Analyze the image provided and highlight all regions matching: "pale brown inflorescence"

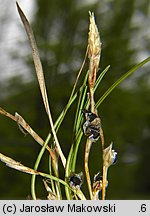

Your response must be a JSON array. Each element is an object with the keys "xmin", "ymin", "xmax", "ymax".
[{"xmin": 88, "ymin": 11, "xmax": 101, "ymax": 90}]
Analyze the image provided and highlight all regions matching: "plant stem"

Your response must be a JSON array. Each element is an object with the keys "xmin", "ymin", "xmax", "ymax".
[
  {"xmin": 89, "ymin": 87, "xmax": 95, "ymax": 113},
  {"xmin": 84, "ymin": 139, "xmax": 93, "ymax": 199},
  {"xmin": 102, "ymin": 165, "xmax": 108, "ymax": 200}
]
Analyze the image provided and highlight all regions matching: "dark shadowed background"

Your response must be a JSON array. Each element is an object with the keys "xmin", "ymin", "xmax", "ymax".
[{"xmin": 0, "ymin": 0, "xmax": 150, "ymax": 199}]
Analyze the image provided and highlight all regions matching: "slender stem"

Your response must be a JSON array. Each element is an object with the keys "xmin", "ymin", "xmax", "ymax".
[
  {"xmin": 71, "ymin": 46, "xmax": 88, "ymax": 100},
  {"xmin": 52, "ymin": 155, "xmax": 62, "ymax": 200},
  {"xmin": 102, "ymin": 165, "xmax": 108, "ymax": 200},
  {"xmin": 48, "ymin": 156, "xmax": 56, "ymax": 195},
  {"xmin": 100, "ymin": 127, "xmax": 106, "ymax": 200},
  {"xmin": 84, "ymin": 139, "xmax": 93, "ymax": 199},
  {"xmin": 89, "ymin": 87, "xmax": 95, "ymax": 113},
  {"xmin": 31, "ymin": 133, "xmax": 51, "ymax": 200},
  {"xmin": 31, "ymin": 174, "xmax": 36, "ymax": 200}
]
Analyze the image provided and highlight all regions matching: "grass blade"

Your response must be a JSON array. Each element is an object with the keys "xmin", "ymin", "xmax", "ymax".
[
  {"xmin": 16, "ymin": 2, "xmax": 66, "ymax": 167},
  {"xmin": 96, "ymin": 57, "xmax": 150, "ymax": 108}
]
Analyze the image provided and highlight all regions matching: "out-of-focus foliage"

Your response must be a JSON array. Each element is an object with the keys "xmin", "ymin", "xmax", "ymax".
[{"xmin": 0, "ymin": 0, "xmax": 150, "ymax": 199}]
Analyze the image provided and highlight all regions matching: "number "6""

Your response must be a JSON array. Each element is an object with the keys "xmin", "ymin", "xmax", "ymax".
[{"xmin": 141, "ymin": 204, "xmax": 146, "ymax": 212}]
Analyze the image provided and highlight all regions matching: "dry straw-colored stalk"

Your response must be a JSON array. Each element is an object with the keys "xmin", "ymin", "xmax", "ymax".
[{"xmin": 84, "ymin": 139, "xmax": 93, "ymax": 199}]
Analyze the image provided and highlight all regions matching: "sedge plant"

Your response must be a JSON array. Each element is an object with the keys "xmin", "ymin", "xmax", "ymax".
[{"xmin": 0, "ymin": 2, "xmax": 150, "ymax": 200}]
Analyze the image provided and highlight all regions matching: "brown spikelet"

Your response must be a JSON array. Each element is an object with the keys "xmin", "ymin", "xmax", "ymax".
[
  {"xmin": 88, "ymin": 11, "xmax": 101, "ymax": 90},
  {"xmin": 88, "ymin": 12, "xmax": 101, "ymax": 112}
]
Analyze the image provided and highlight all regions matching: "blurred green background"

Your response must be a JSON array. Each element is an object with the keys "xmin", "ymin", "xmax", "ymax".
[{"xmin": 0, "ymin": 0, "xmax": 150, "ymax": 199}]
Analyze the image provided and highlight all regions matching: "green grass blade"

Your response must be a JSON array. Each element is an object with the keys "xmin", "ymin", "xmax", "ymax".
[
  {"xmin": 75, "ymin": 86, "xmax": 88, "ymax": 133},
  {"xmin": 96, "ymin": 57, "xmax": 150, "ymax": 108},
  {"xmin": 64, "ymin": 144, "xmax": 74, "ymax": 200},
  {"xmin": 73, "ymin": 79, "xmax": 88, "ymax": 135},
  {"xmin": 31, "ymin": 133, "xmax": 51, "ymax": 200},
  {"xmin": 64, "ymin": 72, "xmax": 88, "ymax": 199},
  {"xmin": 94, "ymin": 65, "xmax": 110, "ymax": 91},
  {"xmin": 71, "ymin": 129, "xmax": 83, "ymax": 171}
]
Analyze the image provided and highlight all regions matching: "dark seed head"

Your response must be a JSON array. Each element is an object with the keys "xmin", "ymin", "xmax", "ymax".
[
  {"xmin": 68, "ymin": 172, "xmax": 83, "ymax": 190},
  {"xmin": 93, "ymin": 172, "xmax": 102, "ymax": 182}
]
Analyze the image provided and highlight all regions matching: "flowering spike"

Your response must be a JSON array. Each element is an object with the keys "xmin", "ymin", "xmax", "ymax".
[{"xmin": 88, "ymin": 11, "xmax": 101, "ymax": 89}]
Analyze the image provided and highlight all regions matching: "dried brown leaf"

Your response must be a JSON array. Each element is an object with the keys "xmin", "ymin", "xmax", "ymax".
[
  {"xmin": 0, "ymin": 107, "xmax": 16, "ymax": 121},
  {"xmin": 0, "ymin": 153, "xmax": 39, "ymax": 175},
  {"xmin": 16, "ymin": 2, "xmax": 66, "ymax": 167},
  {"xmin": 0, "ymin": 107, "xmax": 53, "ymax": 156},
  {"xmin": 16, "ymin": 2, "xmax": 49, "ymax": 116},
  {"xmin": 15, "ymin": 112, "xmax": 44, "ymax": 144}
]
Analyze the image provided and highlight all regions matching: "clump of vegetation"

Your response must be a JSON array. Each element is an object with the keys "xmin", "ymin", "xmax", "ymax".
[{"xmin": 0, "ymin": 2, "xmax": 150, "ymax": 200}]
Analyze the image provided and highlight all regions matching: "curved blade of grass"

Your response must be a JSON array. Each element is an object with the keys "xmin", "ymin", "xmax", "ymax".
[
  {"xmin": 31, "ymin": 133, "xmax": 51, "ymax": 200},
  {"xmin": 64, "ymin": 144, "xmax": 74, "ymax": 199},
  {"xmin": 48, "ymin": 156, "xmax": 56, "ymax": 196},
  {"xmin": 39, "ymin": 172, "xmax": 71, "ymax": 191},
  {"xmin": 94, "ymin": 65, "xmax": 110, "ymax": 91},
  {"xmin": 31, "ymin": 133, "xmax": 62, "ymax": 200},
  {"xmin": 96, "ymin": 57, "xmax": 150, "ymax": 108},
  {"xmin": 71, "ymin": 129, "xmax": 83, "ymax": 171},
  {"xmin": 17, "ymin": 2, "xmax": 66, "ymax": 167},
  {"xmin": 64, "ymin": 74, "xmax": 88, "ymax": 199},
  {"xmin": 73, "ymin": 72, "xmax": 89, "ymax": 135},
  {"xmin": 75, "ymin": 86, "xmax": 88, "ymax": 133},
  {"xmin": 64, "ymin": 68, "xmax": 90, "ymax": 199}
]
